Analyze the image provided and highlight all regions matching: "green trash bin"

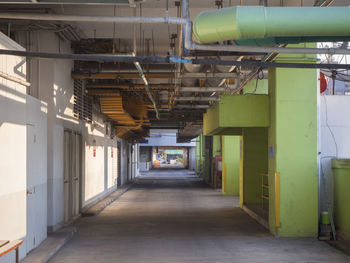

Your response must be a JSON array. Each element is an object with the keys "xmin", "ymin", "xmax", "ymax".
[{"xmin": 332, "ymin": 158, "xmax": 350, "ymax": 240}]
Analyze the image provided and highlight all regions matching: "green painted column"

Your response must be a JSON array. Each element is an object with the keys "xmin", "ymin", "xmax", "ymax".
[
  {"xmin": 242, "ymin": 128, "xmax": 268, "ymax": 205},
  {"xmin": 212, "ymin": 136, "xmax": 221, "ymax": 157},
  {"xmin": 195, "ymin": 135, "xmax": 202, "ymax": 174},
  {"xmin": 268, "ymin": 44, "xmax": 318, "ymax": 237},
  {"xmin": 222, "ymin": 136, "xmax": 240, "ymax": 196}
]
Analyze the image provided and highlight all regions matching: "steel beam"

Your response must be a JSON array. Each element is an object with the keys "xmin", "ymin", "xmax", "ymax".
[
  {"xmin": 174, "ymin": 105, "xmax": 211, "ymax": 109},
  {"xmin": 181, "ymin": 72, "xmax": 240, "ymax": 79},
  {"xmin": 72, "ymin": 72, "xmax": 173, "ymax": 79},
  {"xmin": 175, "ymin": 97, "xmax": 220, "ymax": 101},
  {"xmin": 86, "ymin": 83, "xmax": 173, "ymax": 89},
  {"xmin": 179, "ymin": 87, "xmax": 226, "ymax": 92}
]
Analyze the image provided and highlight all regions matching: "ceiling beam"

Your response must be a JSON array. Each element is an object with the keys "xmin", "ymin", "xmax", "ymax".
[
  {"xmin": 173, "ymin": 105, "xmax": 211, "ymax": 109},
  {"xmin": 179, "ymin": 87, "xmax": 226, "ymax": 92},
  {"xmin": 86, "ymin": 83, "xmax": 173, "ymax": 90},
  {"xmin": 174, "ymin": 97, "xmax": 220, "ymax": 101},
  {"xmin": 181, "ymin": 72, "xmax": 240, "ymax": 79},
  {"xmin": 72, "ymin": 72, "xmax": 173, "ymax": 79}
]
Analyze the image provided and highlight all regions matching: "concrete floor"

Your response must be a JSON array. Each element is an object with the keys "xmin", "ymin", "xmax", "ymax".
[{"xmin": 49, "ymin": 169, "xmax": 349, "ymax": 263}]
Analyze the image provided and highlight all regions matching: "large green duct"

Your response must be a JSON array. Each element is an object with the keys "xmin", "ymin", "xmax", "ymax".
[
  {"xmin": 193, "ymin": 6, "xmax": 350, "ymax": 44},
  {"xmin": 235, "ymin": 36, "xmax": 350, "ymax": 46}
]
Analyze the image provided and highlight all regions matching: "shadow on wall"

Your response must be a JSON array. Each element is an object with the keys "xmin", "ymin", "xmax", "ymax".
[{"xmin": 0, "ymin": 83, "xmax": 27, "ymax": 126}]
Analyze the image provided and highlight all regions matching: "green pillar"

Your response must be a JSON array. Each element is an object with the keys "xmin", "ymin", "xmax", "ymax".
[
  {"xmin": 195, "ymin": 135, "xmax": 202, "ymax": 174},
  {"xmin": 268, "ymin": 44, "xmax": 318, "ymax": 237},
  {"xmin": 222, "ymin": 136, "xmax": 240, "ymax": 196}
]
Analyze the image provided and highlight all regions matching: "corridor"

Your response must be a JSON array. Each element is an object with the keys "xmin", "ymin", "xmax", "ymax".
[{"xmin": 49, "ymin": 169, "xmax": 349, "ymax": 263}]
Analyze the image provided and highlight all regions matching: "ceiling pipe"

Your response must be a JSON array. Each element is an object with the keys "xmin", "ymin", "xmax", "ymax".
[
  {"xmin": 0, "ymin": 12, "xmax": 188, "ymax": 25},
  {"xmin": 1, "ymin": 5, "xmax": 350, "ymax": 55},
  {"xmin": 192, "ymin": 6, "xmax": 350, "ymax": 44},
  {"xmin": 2, "ymin": 49, "xmax": 350, "ymax": 69},
  {"xmin": 0, "ymin": 70, "xmax": 31, "ymax": 87}
]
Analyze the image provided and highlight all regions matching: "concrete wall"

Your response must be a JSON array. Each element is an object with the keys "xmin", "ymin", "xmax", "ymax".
[
  {"xmin": 188, "ymin": 147, "xmax": 196, "ymax": 170},
  {"xmin": 0, "ymin": 30, "xmax": 134, "ymax": 263},
  {"xmin": 0, "ymin": 32, "xmax": 28, "ymax": 262},
  {"xmin": 243, "ymin": 128, "xmax": 268, "ymax": 205},
  {"xmin": 26, "ymin": 96, "xmax": 48, "ymax": 254},
  {"xmin": 140, "ymin": 129, "xmax": 196, "ymax": 147},
  {"xmin": 319, "ymin": 95, "xmax": 350, "ymax": 240},
  {"xmin": 139, "ymin": 146, "xmax": 152, "ymax": 171},
  {"xmin": 222, "ymin": 136, "xmax": 240, "ymax": 196},
  {"xmin": 21, "ymin": 31, "xmax": 132, "ymax": 229}
]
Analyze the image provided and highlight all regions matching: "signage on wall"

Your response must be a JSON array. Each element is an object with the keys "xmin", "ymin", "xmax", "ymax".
[
  {"xmin": 111, "ymin": 148, "xmax": 114, "ymax": 158},
  {"xmin": 269, "ymin": 146, "xmax": 275, "ymax": 158}
]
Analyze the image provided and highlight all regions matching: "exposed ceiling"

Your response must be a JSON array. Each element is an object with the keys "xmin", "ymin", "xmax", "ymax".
[{"xmin": 0, "ymin": 0, "xmax": 349, "ymax": 142}]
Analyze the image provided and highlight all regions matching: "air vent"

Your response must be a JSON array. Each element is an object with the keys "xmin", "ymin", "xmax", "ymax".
[{"xmin": 73, "ymin": 79, "xmax": 92, "ymax": 122}]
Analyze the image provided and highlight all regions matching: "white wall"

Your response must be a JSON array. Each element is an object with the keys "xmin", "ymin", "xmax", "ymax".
[
  {"xmin": 25, "ymin": 96, "xmax": 48, "ymax": 253},
  {"xmin": 15, "ymin": 31, "xmax": 131, "ymax": 231},
  {"xmin": 0, "ymin": 29, "xmax": 134, "ymax": 261},
  {"xmin": 140, "ymin": 129, "xmax": 196, "ymax": 147},
  {"xmin": 0, "ymin": 32, "xmax": 27, "ymax": 262},
  {"xmin": 319, "ymin": 95, "xmax": 350, "ymax": 212}
]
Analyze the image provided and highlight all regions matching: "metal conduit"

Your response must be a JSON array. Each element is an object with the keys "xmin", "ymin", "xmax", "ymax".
[
  {"xmin": 1, "ymin": 49, "xmax": 350, "ymax": 69},
  {"xmin": 0, "ymin": 12, "xmax": 188, "ymax": 25},
  {"xmin": 1, "ymin": 1, "xmax": 350, "ymax": 55}
]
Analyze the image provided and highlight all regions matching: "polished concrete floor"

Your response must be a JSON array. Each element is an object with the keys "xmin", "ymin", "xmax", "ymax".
[{"xmin": 49, "ymin": 169, "xmax": 349, "ymax": 263}]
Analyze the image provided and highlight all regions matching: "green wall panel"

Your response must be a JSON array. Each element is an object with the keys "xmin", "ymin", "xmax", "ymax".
[
  {"xmin": 203, "ymin": 95, "xmax": 269, "ymax": 136},
  {"xmin": 212, "ymin": 136, "xmax": 222, "ymax": 157},
  {"xmin": 243, "ymin": 128, "xmax": 268, "ymax": 204},
  {"xmin": 222, "ymin": 136, "xmax": 240, "ymax": 196}
]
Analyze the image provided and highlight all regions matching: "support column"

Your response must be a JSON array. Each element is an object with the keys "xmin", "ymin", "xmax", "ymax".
[
  {"xmin": 222, "ymin": 136, "xmax": 240, "ymax": 196},
  {"xmin": 268, "ymin": 45, "xmax": 318, "ymax": 237}
]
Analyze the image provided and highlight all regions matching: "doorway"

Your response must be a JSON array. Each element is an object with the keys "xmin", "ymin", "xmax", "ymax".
[
  {"xmin": 26, "ymin": 122, "xmax": 47, "ymax": 253},
  {"xmin": 63, "ymin": 130, "xmax": 82, "ymax": 224}
]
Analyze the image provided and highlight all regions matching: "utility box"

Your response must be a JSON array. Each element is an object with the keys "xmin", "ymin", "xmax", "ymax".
[
  {"xmin": 332, "ymin": 158, "xmax": 350, "ymax": 241},
  {"xmin": 203, "ymin": 95, "xmax": 269, "ymax": 136}
]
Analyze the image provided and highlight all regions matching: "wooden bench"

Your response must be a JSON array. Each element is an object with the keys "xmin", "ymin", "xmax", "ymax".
[{"xmin": 0, "ymin": 240, "xmax": 23, "ymax": 263}]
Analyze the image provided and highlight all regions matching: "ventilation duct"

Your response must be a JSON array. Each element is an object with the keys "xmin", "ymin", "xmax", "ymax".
[{"xmin": 193, "ymin": 6, "xmax": 350, "ymax": 45}]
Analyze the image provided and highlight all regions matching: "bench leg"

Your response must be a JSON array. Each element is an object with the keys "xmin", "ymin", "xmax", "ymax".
[{"xmin": 16, "ymin": 248, "xmax": 19, "ymax": 263}]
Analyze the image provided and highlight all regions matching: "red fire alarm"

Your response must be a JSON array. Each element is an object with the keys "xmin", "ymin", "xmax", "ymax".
[
  {"xmin": 111, "ymin": 149, "xmax": 114, "ymax": 158},
  {"xmin": 92, "ymin": 139, "xmax": 97, "ymax": 157}
]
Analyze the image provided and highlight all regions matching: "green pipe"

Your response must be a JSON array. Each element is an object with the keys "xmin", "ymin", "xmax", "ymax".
[
  {"xmin": 193, "ymin": 6, "xmax": 350, "ymax": 44},
  {"xmin": 235, "ymin": 36, "xmax": 350, "ymax": 47}
]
